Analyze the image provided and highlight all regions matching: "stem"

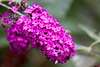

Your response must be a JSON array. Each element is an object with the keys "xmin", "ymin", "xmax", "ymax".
[
  {"xmin": 90, "ymin": 41, "xmax": 100, "ymax": 48},
  {"xmin": 91, "ymin": 48, "xmax": 100, "ymax": 55},
  {"xmin": 0, "ymin": 2, "xmax": 24, "ymax": 16}
]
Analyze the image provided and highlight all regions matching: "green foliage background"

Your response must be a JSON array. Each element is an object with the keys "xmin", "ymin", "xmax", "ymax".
[{"xmin": 0, "ymin": 0, "xmax": 100, "ymax": 67}]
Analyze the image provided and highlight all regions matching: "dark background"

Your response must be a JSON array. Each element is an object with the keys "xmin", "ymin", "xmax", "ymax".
[{"xmin": 0, "ymin": 0, "xmax": 100, "ymax": 67}]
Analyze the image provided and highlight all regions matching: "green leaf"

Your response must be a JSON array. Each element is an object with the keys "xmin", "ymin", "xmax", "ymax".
[{"xmin": 79, "ymin": 24, "xmax": 99, "ymax": 40}]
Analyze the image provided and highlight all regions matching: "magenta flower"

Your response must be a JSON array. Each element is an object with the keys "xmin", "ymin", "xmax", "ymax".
[
  {"xmin": 11, "ymin": 6, "xmax": 18, "ymax": 13},
  {"xmin": 8, "ymin": 17, "xmax": 12, "ymax": 24},
  {"xmin": 8, "ymin": 0, "xmax": 13, "ymax": 5},
  {"xmin": 2, "ymin": 23, "xmax": 7, "ymax": 28},
  {"xmin": 1, "ymin": 15, "xmax": 4, "ymax": 22},
  {"xmin": 1, "ymin": 1, "xmax": 75, "ymax": 64},
  {"xmin": 23, "ymin": 8, "xmax": 33, "ymax": 13},
  {"xmin": 4, "ymin": 12, "xmax": 7, "ymax": 17}
]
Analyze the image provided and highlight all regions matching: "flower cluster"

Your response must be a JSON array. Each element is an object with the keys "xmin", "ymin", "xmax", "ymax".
[
  {"xmin": 6, "ymin": 27, "xmax": 29, "ymax": 54},
  {"xmin": 0, "ymin": 0, "xmax": 75, "ymax": 64}
]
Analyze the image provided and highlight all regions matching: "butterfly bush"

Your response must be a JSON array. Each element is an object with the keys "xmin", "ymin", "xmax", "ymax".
[{"xmin": 0, "ymin": 0, "xmax": 75, "ymax": 64}]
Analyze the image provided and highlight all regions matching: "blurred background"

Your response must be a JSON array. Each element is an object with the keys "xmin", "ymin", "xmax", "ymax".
[{"xmin": 0, "ymin": 0, "xmax": 100, "ymax": 67}]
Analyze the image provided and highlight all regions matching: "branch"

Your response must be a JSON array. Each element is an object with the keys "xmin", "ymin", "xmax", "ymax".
[
  {"xmin": 0, "ymin": 2, "xmax": 24, "ymax": 16},
  {"xmin": 87, "ymin": 47, "xmax": 100, "ymax": 55}
]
